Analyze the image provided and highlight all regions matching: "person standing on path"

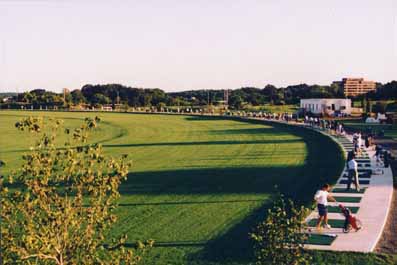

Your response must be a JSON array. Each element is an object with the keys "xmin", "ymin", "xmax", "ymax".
[
  {"xmin": 337, "ymin": 123, "xmax": 343, "ymax": 135},
  {"xmin": 347, "ymin": 153, "xmax": 360, "ymax": 192},
  {"xmin": 314, "ymin": 184, "xmax": 337, "ymax": 230},
  {"xmin": 365, "ymin": 135, "xmax": 370, "ymax": 149},
  {"xmin": 357, "ymin": 132, "xmax": 363, "ymax": 155}
]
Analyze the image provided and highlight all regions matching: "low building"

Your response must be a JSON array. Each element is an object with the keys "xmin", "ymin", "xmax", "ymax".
[
  {"xmin": 300, "ymin": 98, "xmax": 352, "ymax": 115},
  {"xmin": 1, "ymin": 96, "xmax": 13, "ymax": 103},
  {"xmin": 333, "ymin": 78, "xmax": 376, "ymax": 97}
]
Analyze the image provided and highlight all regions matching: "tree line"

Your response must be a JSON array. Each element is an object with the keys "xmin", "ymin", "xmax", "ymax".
[{"xmin": 1, "ymin": 81, "xmax": 396, "ymax": 110}]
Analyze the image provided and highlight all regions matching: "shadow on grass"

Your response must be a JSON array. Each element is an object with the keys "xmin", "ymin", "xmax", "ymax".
[
  {"xmin": 184, "ymin": 116, "xmax": 227, "ymax": 121},
  {"xmin": 120, "ymin": 166, "xmax": 300, "ymax": 195}
]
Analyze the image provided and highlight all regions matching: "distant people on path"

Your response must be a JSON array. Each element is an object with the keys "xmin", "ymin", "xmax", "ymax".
[
  {"xmin": 337, "ymin": 123, "xmax": 344, "ymax": 135},
  {"xmin": 346, "ymin": 152, "xmax": 360, "ymax": 192},
  {"xmin": 383, "ymin": 150, "xmax": 392, "ymax": 168},
  {"xmin": 357, "ymin": 132, "xmax": 362, "ymax": 151},
  {"xmin": 352, "ymin": 132, "xmax": 358, "ymax": 143},
  {"xmin": 364, "ymin": 134, "xmax": 370, "ymax": 149},
  {"xmin": 375, "ymin": 145, "xmax": 383, "ymax": 164},
  {"xmin": 331, "ymin": 120, "xmax": 337, "ymax": 135},
  {"xmin": 347, "ymin": 150, "xmax": 355, "ymax": 161},
  {"xmin": 352, "ymin": 132, "xmax": 362, "ymax": 156},
  {"xmin": 314, "ymin": 184, "xmax": 337, "ymax": 230},
  {"xmin": 321, "ymin": 119, "xmax": 327, "ymax": 130}
]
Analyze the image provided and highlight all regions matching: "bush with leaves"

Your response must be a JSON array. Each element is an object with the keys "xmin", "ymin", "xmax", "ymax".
[
  {"xmin": 250, "ymin": 194, "xmax": 311, "ymax": 265},
  {"xmin": 0, "ymin": 116, "xmax": 152, "ymax": 264}
]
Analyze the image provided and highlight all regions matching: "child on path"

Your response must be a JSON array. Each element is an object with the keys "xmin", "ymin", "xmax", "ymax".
[{"xmin": 314, "ymin": 184, "xmax": 337, "ymax": 230}]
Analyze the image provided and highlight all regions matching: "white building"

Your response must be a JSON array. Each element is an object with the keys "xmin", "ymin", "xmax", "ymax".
[{"xmin": 300, "ymin": 98, "xmax": 352, "ymax": 115}]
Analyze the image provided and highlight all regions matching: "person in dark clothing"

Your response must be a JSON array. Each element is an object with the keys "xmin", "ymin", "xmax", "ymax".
[
  {"xmin": 384, "ymin": 150, "xmax": 391, "ymax": 168},
  {"xmin": 364, "ymin": 135, "xmax": 370, "ymax": 149},
  {"xmin": 375, "ymin": 145, "xmax": 383, "ymax": 163}
]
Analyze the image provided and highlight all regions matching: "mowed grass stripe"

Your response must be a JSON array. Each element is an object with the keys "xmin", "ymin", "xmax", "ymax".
[
  {"xmin": 306, "ymin": 234, "xmax": 337, "ymax": 245},
  {"xmin": 332, "ymin": 188, "xmax": 366, "ymax": 194},
  {"xmin": 339, "ymin": 179, "xmax": 370, "ymax": 185},
  {"xmin": 327, "ymin": 206, "xmax": 359, "ymax": 213},
  {"xmin": 333, "ymin": 196, "xmax": 362, "ymax": 203}
]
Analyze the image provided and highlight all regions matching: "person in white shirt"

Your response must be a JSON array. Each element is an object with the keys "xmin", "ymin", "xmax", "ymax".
[
  {"xmin": 352, "ymin": 132, "xmax": 358, "ymax": 145},
  {"xmin": 314, "ymin": 184, "xmax": 336, "ymax": 230},
  {"xmin": 338, "ymin": 124, "xmax": 343, "ymax": 135},
  {"xmin": 347, "ymin": 153, "xmax": 360, "ymax": 191}
]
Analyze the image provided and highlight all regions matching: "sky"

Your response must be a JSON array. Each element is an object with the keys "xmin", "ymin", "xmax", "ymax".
[{"xmin": 0, "ymin": 0, "xmax": 396, "ymax": 93}]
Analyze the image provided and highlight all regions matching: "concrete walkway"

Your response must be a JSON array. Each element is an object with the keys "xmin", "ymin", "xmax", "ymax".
[{"xmin": 302, "ymin": 127, "xmax": 394, "ymax": 252}]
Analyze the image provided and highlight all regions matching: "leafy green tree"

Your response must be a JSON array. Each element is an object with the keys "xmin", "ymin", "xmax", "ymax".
[
  {"xmin": 71, "ymin": 89, "xmax": 86, "ymax": 104},
  {"xmin": 263, "ymin": 85, "xmax": 278, "ymax": 104},
  {"xmin": 92, "ymin": 93, "xmax": 111, "ymax": 105},
  {"xmin": 0, "ymin": 116, "xmax": 152, "ymax": 264},
  {"xmin": 250, "ymin": 194, "xmax": 311, "ymax": 265},
  {"xmin": 375, "ymin": 81, "xmax": 397, "ymax": 100},
  {"xmin": 372, "ymin": 101, "xmax": 387, "ymax": 114},
  {"xmin": 156, "ymin": 102, "xmax": 167, "ymax": 112},
  {"xmin": 22, "ymin": 92, "xmax": 36, "ymax": 104},
  {"xmin": 229, "ymin": 95, "xmax": 244, "ymax": 109}
]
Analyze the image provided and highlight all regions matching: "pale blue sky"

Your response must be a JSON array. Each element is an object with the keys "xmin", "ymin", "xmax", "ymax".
[{"xmin": 0, "ymin": 0, "xmax": 396, "ymax": 92}]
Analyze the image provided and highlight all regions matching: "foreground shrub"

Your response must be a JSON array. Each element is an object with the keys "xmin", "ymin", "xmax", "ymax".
[{"xmin": 250, "ymin": 194, "xmax": 311, "ymax": 265}]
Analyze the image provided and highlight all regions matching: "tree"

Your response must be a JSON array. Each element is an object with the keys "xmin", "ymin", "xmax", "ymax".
[
  {"xmin": 372, "ymin": 101, "xmax": 387, "ymax": 114},
  {"xmin": 0, "ymin": 116, "xmax": 152, "ymax": 264},
  {"xmin": 228, "ymin": 95, "xmax": 244, "ymax": 109},
  {"xmin": 329, "ymin": 82, "xmax": 344, "ymax": 98},
  {"xmin": 376, "ymin": 81, "xmax": 397, "ymax": 100},
  {"xmin": 22, "ymin": 92, "xmax": 35, "ymax": 104},
  {"xmin": 71, "ymin": 89, "xmax": 86, "ymax": 104},
  {"xmin": 250, "ymin": 194, "xmax": 311, "ymax": 265},
  {"xmin": 92, "ymin": 93, "xmax": 111, "ymax": 105},
  {"xmin": 263, "ymin": 85, "xmax": 278, "ymax": 104},
  {"xmin": 156, "ymin": 102, "xmax": 166, "ymax": 112}
]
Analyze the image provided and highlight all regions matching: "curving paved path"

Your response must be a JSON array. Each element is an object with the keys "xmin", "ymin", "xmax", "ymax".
[
  {"xmin": 242, "ymin": 117, "xmax": 394, "ymax": 252},
  {"xmin": 300, "ymin": 125, "xmax": 394, "ymax": 252}
]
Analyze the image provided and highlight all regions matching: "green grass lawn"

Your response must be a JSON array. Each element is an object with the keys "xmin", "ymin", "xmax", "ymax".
[{"xmin": 2, "ymin": 111, "xmax": 394, "ymax": 265}]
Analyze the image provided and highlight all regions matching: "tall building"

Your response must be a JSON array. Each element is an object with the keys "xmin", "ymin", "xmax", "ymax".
[{"xmin": 333, "ymin": 78, "xmax": 376, "ymax": 97}]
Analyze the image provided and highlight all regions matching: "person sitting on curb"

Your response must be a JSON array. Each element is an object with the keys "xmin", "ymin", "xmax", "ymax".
[
  {"xmin": 314, "ymin": 184, "xmax": 337, "ymax": 230},
  {"xmin": 347, "ymin": 152, "xmax": 360, "ymax": 192}
]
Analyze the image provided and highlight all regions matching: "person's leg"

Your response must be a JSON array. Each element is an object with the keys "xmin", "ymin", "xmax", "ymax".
[
  {"xmin": 323, "ymin": 209, "xmax": 331, "ymax": 228},
  {"xmin": 354, "ymin": 170, "xmax": 360, "ymax": 191},
  {"xmin": 347, "ymin": 171, "xmax": 352, "ymax": 190},
  {"xmin": 344, "ymin": 216, "xmax": 349, "ymax": 232},
  {"xmin": 316, "ymin": 216, "xmax": 324, "ymax": 230},
  {"xmin": 316, "ymin": 204, "xmax": 325, "ymax": 229}
]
